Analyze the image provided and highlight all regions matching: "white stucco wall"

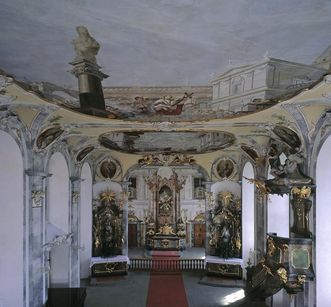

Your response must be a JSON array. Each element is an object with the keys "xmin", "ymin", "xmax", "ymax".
[
  {"xmin": 48, "ymin": 152, "xmax": 70, "ymax": 286},
  {"xmin": 0, "ymin": 131, "xmax": 24, "ymax": 307},
  {"xmin": 267, "ymin": 158, "xmax": 289, "ymax": 238},
  {"xmin": 316, "ymin": 136, "xmax": 331, "ymax": 306}
]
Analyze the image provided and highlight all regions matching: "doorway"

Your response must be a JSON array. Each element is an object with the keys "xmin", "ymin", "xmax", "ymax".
[
  {"xmin": 193, "ymin": 223, "xmax": 205, "ymax": 247},
  {"xmin": 128, "ymin": 223, "xmax": 138, "ymax": 247}
]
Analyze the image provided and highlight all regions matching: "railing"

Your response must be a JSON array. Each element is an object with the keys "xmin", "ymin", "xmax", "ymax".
[{"xmin": 129, "ymin": 258, "xmax": 205, "ymax": 272}]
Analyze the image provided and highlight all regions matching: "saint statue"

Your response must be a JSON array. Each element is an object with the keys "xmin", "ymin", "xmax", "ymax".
[{"xmin": 72, "ymin": 26, "xmax": 100, "ymax": 63}]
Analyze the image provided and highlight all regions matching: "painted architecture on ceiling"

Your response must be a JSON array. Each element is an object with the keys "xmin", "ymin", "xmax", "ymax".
[{"xmin": 2, "ymin": 3, "xmax": 331, "ymax": 306}]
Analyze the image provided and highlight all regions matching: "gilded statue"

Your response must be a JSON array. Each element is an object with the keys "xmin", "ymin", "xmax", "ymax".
[
  {"xmin": 290, "ymin": 186, "xmax": 312, "ymax": 237},
  {"xmin": 72, "ymin": 26, "xmax": 100, "ymax": 63}
]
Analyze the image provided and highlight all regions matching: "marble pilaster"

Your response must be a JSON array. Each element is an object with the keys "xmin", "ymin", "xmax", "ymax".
[
  {"xmin": 69, "ymin": 176, "xmax": 81, "ymax": 287},
  {"xmin": 25, "ymin": 166, "xmax": 49, "ymax": 307}
]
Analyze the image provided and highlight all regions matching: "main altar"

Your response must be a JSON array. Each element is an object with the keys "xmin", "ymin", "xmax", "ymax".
[{"xmin": 144, "ymin": 167, "xmax": 186, "ymax": 250}]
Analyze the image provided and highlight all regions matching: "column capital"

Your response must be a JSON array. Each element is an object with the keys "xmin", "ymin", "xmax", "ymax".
[
  {"xmin": 25, "ymin": 169, "xmax": 52, "ymax": 179},
  {"xmin": 70, "ymin": 59, "xmax": 108, "ymax": 80}
]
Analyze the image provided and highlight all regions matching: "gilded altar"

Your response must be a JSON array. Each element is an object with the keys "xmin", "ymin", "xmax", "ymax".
[
  {"xmin": 145, "ymin": 167, "xmax": 186, "ymax": 250},
  {"xmin": 92, "ymin": 189, "xmax": 124, "ymax": 257},
  {"xmin": 208, "ymin": 191, "xmax": 242, "ymax": 259},
  {"xmin": 152, "ymin": 223, "xmax": 183, "ymax": 250}
]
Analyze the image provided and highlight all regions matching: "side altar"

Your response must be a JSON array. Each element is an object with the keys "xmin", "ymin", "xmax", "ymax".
[
  {"xmin": 90, "ymin": 189, "xmax": 129, "ymax": 276},
  {"xmin": 145, "ymin": 167, "xmax": 186, "ymax": 250}
]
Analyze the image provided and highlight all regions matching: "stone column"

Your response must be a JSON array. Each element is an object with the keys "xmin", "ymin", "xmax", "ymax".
[
  {"xmin": 69, "ymin": 176, "xmax": 81, "ymax": 287},
  {"xmin": 25, "ymin": 168, "xmax": 49, "ymax": 307},
  {"xmin": 70, "ymin": 59, "xmax": 108, "ymax": 116}
]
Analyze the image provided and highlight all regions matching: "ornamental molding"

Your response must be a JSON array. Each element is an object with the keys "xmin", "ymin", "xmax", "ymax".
[
  {"xmin": 32, "ymin": 190, "xmax": 45, "ymax": 208},
  {"xmin": 151, "ymin": 121, "xmax": 178, "ymax": 131}
]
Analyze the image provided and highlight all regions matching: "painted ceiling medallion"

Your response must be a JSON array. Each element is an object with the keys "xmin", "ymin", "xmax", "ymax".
[
  {"xmin": 241, "ymin": 145, "xmax": 259, "ymax": 162},
  {"xmin": 99, "ymin": 160, "xmax": 117, "ymax": 179},
  {"xmin": 272, "ymin": 126, "xmax": 301, "ymax": 149},
  {"xmin": 99, "ymin": 131, "xmax": 235, "ymax": 154},
  {"xmin": 76, "ymin": 146, "xmax": 94, "ymax": 162},
  {"xmin": 36, "ymin": 126, "xmax": 64, "ymax": 150}
]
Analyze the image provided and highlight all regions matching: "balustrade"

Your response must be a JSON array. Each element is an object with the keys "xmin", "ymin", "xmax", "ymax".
[{"xmin": 129, "ymin": 258, "xmax": 205, "ymax": 272}]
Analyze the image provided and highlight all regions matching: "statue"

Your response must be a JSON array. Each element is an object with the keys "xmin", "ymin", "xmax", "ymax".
[
  {"xmin": 72, "ymin": 26, "xmax": 100, "ymax": 63},
  {"xmin": 219, "ymin": 223, "xmax": 232, "ymax": 258}
]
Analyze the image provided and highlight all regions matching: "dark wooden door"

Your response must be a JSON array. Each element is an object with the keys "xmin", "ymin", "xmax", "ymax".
[
  {"xmin": 128, "ymin": 223, "xmax": 138, "ymax": 247},
  {"xmin": 193, "ymin": 223, "xmax": 206, "ymax": 247}
]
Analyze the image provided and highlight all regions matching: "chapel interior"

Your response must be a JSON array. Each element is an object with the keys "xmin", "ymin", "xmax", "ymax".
[{"xmin": 1, "ymin": 1, "xmax": 331, "ymax": 307}]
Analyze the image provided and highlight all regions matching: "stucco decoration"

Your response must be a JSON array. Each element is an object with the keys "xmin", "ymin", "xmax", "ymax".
[
  {"xmin": 99, "ymin": 131, "xmax": 235, "ymax": 154},
  {"xmin": 138, "ymin": 153, "xmax": 196, "ymax": 166},
  {"xmin": 32, "ymin": 190, "xmax": 45, "ymax": 208}
]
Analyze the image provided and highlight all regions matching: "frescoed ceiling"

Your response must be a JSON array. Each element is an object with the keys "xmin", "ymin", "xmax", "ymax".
[
  {"xmin": 2, "ymin": 1, "xmax": 331, "ymax": 174},
  {"xmin": 98, "ymin": 131, "xmax": 235, "ymax": 154},
  {"xmin": 1, "ymin": 0, "xmax": 331, "ymax": 88}
]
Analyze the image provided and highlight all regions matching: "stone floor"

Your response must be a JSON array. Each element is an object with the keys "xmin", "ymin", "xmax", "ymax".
[
  {"xmin": 81, "ymin": 271, "xmax": 257, "ymax": 307},
  {"xmin": 81, "ymin": 248, "xmax": 277, "ymax": 306}
]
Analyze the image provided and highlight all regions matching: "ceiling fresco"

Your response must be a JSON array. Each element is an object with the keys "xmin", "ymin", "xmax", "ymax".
[
  {"xmin": 99, "ymin": 131, "xmax": 235, "ymax": 154},
  {"xmin": 103, "ymin": 86, "xmax": 216, "ymax": 121},
  {"xmin": 1, "ymin": 1, "xmax": 331, "ymax": 88}
]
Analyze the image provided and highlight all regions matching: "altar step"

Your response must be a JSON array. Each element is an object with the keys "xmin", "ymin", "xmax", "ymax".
[{"xmin": 129, "ymin": 258, "xmax": 205, "ymax": 272}]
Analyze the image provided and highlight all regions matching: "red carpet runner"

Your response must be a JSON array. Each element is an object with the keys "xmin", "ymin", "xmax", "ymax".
[{"xmin": 146, "ymin": 251, "xmax": 189, "ymax": 307}]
